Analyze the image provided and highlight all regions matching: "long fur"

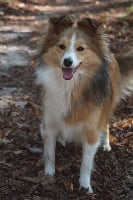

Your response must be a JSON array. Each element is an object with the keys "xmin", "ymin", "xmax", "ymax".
[{"xmin": 36, "ymin": 15, "xmax": 133, "ymax": 193}]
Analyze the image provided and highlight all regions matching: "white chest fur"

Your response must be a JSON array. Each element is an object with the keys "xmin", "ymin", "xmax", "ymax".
[
  {"xmin": 37, "ymin": 67, "xmax": 83, "ymax": 142},
  {"xmin": 37, "ymin": 67, "xmax": 73, "ymax": 116}
]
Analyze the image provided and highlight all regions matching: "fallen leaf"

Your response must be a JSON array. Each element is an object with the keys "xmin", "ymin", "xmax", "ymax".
[
  {"xmin": 57, "ymin": 163, "xmax": 71, "ymax": 173},
  {"xmin": 110, "ymin": 135, "xmax": 117, "ymax": 143},
  {"xmin": 13, "ymin": 150, "xmax": 23, "ymax": 155},
  {"xmin": 25, "ymin": 102, "xmax": 39, "ymax": 117},
  {"xmin": 38, "ymin": 171, "xmax": 55, "ymax": 186},
  {"xmin": 36, "ymin": 158, "xmax": 43, "ymax": 167},
  {"xmin": 0, "ymin": 138, "xmax": 12, "ymax": 145},
  {"xmin": 64, "ymin": 179, "xmax": 74, "ymax": 193},
  {"xmin": 0, "ymin": 129, "xmax": 4, "ymax": 138},
  {"xmin": 23, "ymin": 176, "xmax": 40, "ymax": 184},
  {"xmin": 91, "ymin": 180, "xmax": 97, "ymax": 187},
  {"xmin": 26, "ymin": 145, "xmax": 42, "ymax": 154}
]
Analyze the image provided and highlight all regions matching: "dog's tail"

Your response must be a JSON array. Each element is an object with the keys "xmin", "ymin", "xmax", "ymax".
[{"xmin": 116, "ymin": 50, "xmax": 133, "ymax": 99}]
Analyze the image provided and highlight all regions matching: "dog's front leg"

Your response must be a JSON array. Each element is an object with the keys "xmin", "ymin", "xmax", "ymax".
[
  {"xmin": 41, "ymin": 126, "xmax": 57, "ymax": 176},
  {"xmin": 44, "ymin": 134, "xmax": 56, "ymax": 176},
  {"xmin": 79, "ymin": 139, "xmax": 100, "ymax": 193}
]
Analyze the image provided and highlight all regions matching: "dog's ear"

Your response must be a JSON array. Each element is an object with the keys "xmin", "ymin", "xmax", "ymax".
[
  {"xmin": 78, "ymin": 18, "xmax": 102, "ymax": 36},
  {"xmin": 48, "ymin": 15, "xmax": 74, "ymax": 34}
]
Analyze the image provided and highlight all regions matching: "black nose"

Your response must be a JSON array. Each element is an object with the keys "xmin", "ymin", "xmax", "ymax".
[{"xmin": 63, "ymin": 58, "xmax": 73, "ymax": 67}]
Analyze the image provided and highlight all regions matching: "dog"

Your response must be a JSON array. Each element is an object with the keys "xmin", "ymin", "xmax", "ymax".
[{"xmin": 36, "ymin": 15, "xmax": 133, "ymax": 193}]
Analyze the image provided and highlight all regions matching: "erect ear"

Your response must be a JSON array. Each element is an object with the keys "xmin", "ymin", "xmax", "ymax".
[
  {"xmin": 77, "ymin": 18, "xmax": 102, "ymax": 36},
  {"xmin": 48, "ymin": 15, "xmax": 74, "ymax": 34}
]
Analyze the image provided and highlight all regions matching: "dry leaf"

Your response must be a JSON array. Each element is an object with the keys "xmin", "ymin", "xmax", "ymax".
[
  {"xmin": 25, "ymin": 102, "xmax": 39, "ymax": 117},
  {"xmin": 23, "ymin": 176, "xmax": 40, "ymax": 184},
  {"xmin": 57, "ymin": 163, "xmax": 71, "ymax": 173},
  {"xmin": 36, "ymin": 158, "xmax": 44, "ymax": 167},
  {"xmin": 91, "ymin": 180, "xmax": 97, "ymax": 187},
  {"xmin": 26, "ymin": 145, "xmax": 42, "ymax": 154},
  {"xmin": 110, "ymin": 135, "xmax": 117, "ymax": 143},
  {"xmin": 64, "ymin": 179, "xmax": 74, "ymax": 193},
  {"xmin": 0, "ymin": 138, "xmax": 11, "ymax": 145},
  {"xmin": 0, "ymin": 129, "xmax": 4, "ymax": 138},
  {"xmin": 14, "ymin": 150, "xmax": 23, "ymax": 155}
]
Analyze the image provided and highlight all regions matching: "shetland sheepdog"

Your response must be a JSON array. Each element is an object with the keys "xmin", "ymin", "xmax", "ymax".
[{"xmin": 36, "ymin": 15, "xmax": 133, "ymax": 193}]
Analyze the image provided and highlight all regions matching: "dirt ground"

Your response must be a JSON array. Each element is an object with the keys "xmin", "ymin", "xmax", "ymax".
[{"xmin": 0, "ymin": 0, "xmax": 133, "ymax": 199}]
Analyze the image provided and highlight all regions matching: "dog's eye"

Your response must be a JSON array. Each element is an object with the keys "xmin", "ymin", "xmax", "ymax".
[
  {"xmin": 77, "ymin": 46, "xmax": 84, "ymax": 52},
  {"xmin": 59, "ymin": 44, "xmax": 66, "ymax": 50}
]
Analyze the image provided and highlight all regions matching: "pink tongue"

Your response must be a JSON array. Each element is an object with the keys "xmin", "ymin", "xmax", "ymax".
[{"xmin": 62, "ymin": 68, "xmax": 75, "ymax": 80}]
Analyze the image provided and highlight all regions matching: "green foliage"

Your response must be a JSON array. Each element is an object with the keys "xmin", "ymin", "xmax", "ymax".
[
  {"xmin": 126, "ymin": 5, "xmax": 133, "ymax": 14},
  {"xmin": 0, "ymin": 0, "xmax": 13, "ymax": 5},
  {"xmin": 121, "ymin": 5, "xmax": 133, "ymax": 20}
]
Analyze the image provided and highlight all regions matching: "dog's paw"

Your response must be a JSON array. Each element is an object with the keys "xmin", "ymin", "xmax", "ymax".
[
  {"xmin": 79, "ymin": 184, "xmax": 93, "ymax": 193},
  {"xmin": 103, "ymin": 144, "xmax": 111, "ymax": 152},
  {"xmin": 45, "ymin": 165, "xmax": 55, "ymax": 176},
  {"xmin": 57, "ymin": 136, "xmax": 66, "ymax": 146},
  {"xmin": 79, "ymin": 176, "xmax": 93, "ymax": 193}
]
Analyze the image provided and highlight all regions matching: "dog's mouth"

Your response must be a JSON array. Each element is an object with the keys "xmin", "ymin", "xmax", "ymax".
[
  {"xmin": 62, "ymin": 68, "xmax": 76, "ymax": 80},
  {"xmin": 62, "ymin": 64, "xmax": 82, "ymax": 80}
]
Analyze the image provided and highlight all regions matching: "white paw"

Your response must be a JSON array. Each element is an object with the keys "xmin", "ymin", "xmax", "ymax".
[
  {"xmin": 88, "ymin": 185, "xmax": 93, "ymax": 193},
  {"xmin": 79, "ymin": 176, "xmax": 93, "ymax": 193},
  {"xmin": 103, "ymin": 144, "xmax": 111, "ymax": 152},
  {"xmin": 57, "ymin": 136, "xmax": 66, "ymax": 146},
  {"xmin": 45, "ymin": 165, "xmax": 55, "ymax": 176},
  {"xmin": 79, "ymin": 183, "xmax": 93, "ymax": 193}
]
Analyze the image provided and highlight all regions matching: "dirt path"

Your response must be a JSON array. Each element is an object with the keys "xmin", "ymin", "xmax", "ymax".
[{"xmin": 0, "ymin": 1, "xmax": 133, "ymax": 199}]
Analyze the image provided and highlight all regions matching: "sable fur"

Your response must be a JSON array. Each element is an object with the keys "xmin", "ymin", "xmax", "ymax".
[{"xmin": 36, "ymin": 15, "xmax": 133, "ymax": 193}]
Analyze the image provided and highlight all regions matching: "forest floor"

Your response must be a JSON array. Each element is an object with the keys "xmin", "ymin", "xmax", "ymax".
[{"xmin": 0, "ymin": 0, "xmax": 133, "ymax": 199}]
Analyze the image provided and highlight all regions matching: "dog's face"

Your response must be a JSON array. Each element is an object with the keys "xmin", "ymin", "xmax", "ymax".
[
  {"xmin": 60, "ymin": 33, "xmax": 83, "ymax": 80},
  {"xmin": 41, "ymin": 16, "xmax": 107, "ymax": 80}
]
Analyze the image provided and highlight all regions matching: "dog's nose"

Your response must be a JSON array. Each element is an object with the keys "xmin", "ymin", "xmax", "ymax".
[{"xmin": 63, "ymin": 58, "xmax": 73, "ymax": 67}]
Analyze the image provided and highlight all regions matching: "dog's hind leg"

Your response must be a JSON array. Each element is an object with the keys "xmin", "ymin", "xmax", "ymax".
[
  {"xmin": 103, "ymin": 124, "xmax": 111, "ymax": 152},
  {"xmin": 57, "ymin": 135, "xmax": 66, "ymax": 146}
]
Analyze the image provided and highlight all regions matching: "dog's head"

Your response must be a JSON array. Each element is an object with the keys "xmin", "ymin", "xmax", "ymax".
[{"xmin": 40, "ymin": 15, "xmax": 109, "ymax": 80}]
